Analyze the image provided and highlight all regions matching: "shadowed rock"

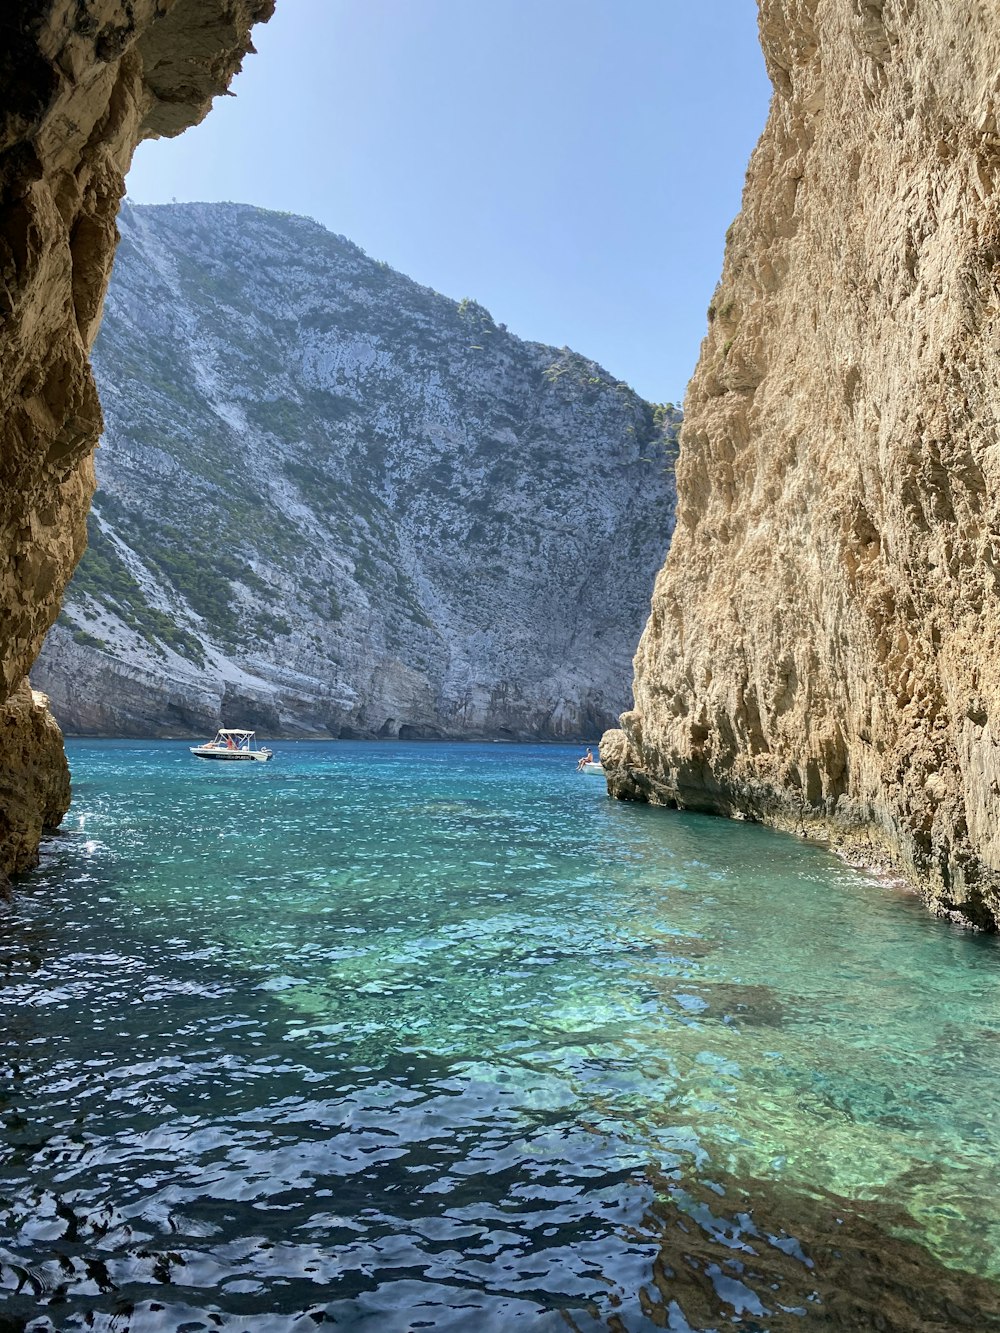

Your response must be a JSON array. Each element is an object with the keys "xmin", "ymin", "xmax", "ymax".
[{"xmin": 0, "ymin": 0, "xmax": 273, "ymax": 874}]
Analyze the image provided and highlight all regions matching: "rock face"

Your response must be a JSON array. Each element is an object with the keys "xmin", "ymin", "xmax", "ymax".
[
  {"xmin": 0, "ymin": 684, "xmax": 71, "ymax": 880},
  {"xmin": 33, "ymin": 202, "xmax": 679, "ymax": 741},
  {"xmin": 0, "ymin": 1, "xmax": 273, "ymax": 874},
  {"xmin": 604, "ymin": 2, "xmax": 1000, "ymax": 928}
]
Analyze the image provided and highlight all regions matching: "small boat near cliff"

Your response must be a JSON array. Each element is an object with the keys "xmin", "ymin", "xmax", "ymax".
[
  {"xmin": 581, "ymin": 761, "xmax": 605, "ymax": 775},
  {"xmin": 190, "ymin": 729, "xmax": 274, "ymax": 762}
]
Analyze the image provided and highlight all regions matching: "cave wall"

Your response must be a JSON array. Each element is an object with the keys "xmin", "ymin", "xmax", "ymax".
[
  {"xmin": 0, "ymin": 0, "xmax": 273, "ymax": 876},
  {"xmin": 603, "ymin": 1, "xmax": 1000, "ymax": 928}
]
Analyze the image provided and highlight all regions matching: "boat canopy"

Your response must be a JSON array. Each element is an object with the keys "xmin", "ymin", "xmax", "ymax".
[{"xmin": 191, "ymin": 726, "xmax": 273, "ymax": 761}]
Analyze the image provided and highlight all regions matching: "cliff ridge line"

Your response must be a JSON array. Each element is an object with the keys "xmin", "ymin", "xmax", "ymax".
[{"xmin": 33, "ymin": 201, "xmax": 680, "ymax": 743}]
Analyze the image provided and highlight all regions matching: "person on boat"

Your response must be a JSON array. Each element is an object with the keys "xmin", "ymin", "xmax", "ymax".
[
  {"xmin": 226, "ymin": 734, "xmax": 236, "ymax": 750},
  {"xmin": 577, "ymin": 747, "xmax": 594, "ymax": 771}
]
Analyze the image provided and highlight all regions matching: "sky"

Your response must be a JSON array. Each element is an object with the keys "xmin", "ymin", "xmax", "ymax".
[{"xmin": 126, "ymin": 2, "xmax": 771, "ymax": 405}]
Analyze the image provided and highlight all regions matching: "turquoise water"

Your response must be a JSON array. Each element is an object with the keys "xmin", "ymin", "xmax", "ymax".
[{"xmin": 3, "ymin": 740, "xmax": 1000, "ymax": 1330}]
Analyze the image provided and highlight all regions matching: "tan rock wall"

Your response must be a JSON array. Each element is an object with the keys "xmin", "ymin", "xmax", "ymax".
[
  {"xmin": 605, "ymin": 1, "xmax": 1000, "ymax": 928},
  {"xmin": 0, "ymin": 684, "xmax": 71, "ymax": 881},
  {"xmin": 0, "ymin": 0, "xmax": 273, "ymax": 873}
]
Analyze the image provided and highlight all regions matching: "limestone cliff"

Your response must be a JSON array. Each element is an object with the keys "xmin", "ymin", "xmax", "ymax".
[
  {"xmin": 33, "ymin": 202, "xmax": 679, "ymax": 741},
  {"xmin": 604, "ymin": 2, "xmax": 1000, "ymax": 928},
  {"xmin": 0, "ymin": 1, "xmax": 272, "ymax": 874}
]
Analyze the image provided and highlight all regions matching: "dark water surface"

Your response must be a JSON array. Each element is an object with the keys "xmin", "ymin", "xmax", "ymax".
[{"xmin": 3, "ymin": 740, "xmax": 1000, "ymax": 1331}]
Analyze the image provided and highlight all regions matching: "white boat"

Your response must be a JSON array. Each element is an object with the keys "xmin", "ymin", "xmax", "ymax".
[
  {"xmin": 190, "ymin": 729, "xmax": 274, "ymax": 762},
  {"xmin": 581, "ymin": 761, "xmax": 605, "ymax": 775}
]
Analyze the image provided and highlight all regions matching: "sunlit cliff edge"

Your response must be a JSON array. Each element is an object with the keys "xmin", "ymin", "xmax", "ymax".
[
  {"xmin": 0, "ymin": 0, "xmax": 273, "ymax": 877},
  {"xmin": 603, "ymin": 1, "xmax": 1000, "ymax": 929}
]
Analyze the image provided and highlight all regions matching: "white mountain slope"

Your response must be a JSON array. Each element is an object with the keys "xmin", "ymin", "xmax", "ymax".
[{"xmin": 35, "ymin": 202, "xmax": 679, "ymax": 739}]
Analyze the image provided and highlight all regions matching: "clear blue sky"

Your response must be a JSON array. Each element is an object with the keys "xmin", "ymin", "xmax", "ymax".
[{"xmin": 126, "ymin": 2, "xmax": 771, "ymax": 405}]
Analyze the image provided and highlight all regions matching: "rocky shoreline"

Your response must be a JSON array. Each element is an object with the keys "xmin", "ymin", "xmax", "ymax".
[{"xmin": 600, "ymin": 728, "xmax": 998, "ymax": 931}]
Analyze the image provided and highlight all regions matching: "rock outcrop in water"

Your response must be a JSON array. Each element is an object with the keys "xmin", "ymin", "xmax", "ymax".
[
  {"xmin": 33, "ymin": 202, "xmax": 679, "ymax": 741},
  {"xmin": 0, "ymin": 683, "xmax": 71, "ymax": 879},
  {"xmin": 603, "ymin": 2, "xmax": 1000, "ymax": 928},
  {"xmin": 0, "ymin": 1, "xmax": 272, "ymax": 875}
]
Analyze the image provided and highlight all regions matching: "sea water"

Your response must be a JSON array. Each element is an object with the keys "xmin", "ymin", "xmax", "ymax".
[{"xmin": 3, "ymin": 739, "xmax": 1000, "ymax": 1330}]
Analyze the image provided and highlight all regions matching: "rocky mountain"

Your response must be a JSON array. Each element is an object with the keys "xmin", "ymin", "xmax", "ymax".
[
  {"xmin": 602, "ymin": 2, "xmax": 1000, "ymax": 928},
  {"xmin": 34, "ymin": 201, "xmax": 679, "ymax": 741}
]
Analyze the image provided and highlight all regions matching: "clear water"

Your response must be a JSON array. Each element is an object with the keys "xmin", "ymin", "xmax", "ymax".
[{"xmin": 3, "ymin": 739, "xmax": 1000, "ymax": 1331}]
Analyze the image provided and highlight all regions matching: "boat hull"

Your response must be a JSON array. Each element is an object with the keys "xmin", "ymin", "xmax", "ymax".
[
  {"xmin": 581, "ymin": 762, "xmax": 605, "ymax": 775},
  {"xmin": 190, "ymin": 748, "xmax": 272, "ymax": 762}
]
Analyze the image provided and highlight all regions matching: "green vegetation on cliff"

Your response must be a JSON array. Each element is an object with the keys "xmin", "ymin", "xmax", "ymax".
[
  {"xmin": 71, "ymin": 511, "xmax": 206, "ymax": 664},
  {"xmin": 39, "ymin": 201, "xmax": 679, "ymax": 740}
]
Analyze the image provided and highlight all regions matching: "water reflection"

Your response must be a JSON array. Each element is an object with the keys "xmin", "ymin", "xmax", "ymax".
[{"xmin": 2, "ymin": 740, "xmax": 1000, "ymax": 1328}]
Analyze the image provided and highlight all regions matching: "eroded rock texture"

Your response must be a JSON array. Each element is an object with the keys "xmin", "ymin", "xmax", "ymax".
[
  {"xmin": 604, "ymin": 2, "xmax": 1000, "ymax": 928},
  {"xmin": 34, "ymin": 202, "xmax": 678, "ymax": 743},
  {"xmin": 0, "ymin": 684, "xmax": 71, "ymax": 880},
  {"xmin": 0, "ymin": 1, "xmax": 273, "ymax": 873}
]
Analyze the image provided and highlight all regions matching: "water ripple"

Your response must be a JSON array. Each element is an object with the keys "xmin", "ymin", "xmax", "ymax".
[{"xmin": 3, "ymin": 740, "xmax": 1000, "ymax": 1328}]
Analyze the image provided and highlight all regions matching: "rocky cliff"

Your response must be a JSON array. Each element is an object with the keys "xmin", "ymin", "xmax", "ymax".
[
  {"xmin": 33, "ymin": 202, "xmax": 679, "ymax": 741},
  {"xmin": 0, "ymin": 1, "xmax": 272, "ymax": 876},
  {"xmin": 603, "ymin": 2, "xmax": 1000, "ymax": 928}
]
